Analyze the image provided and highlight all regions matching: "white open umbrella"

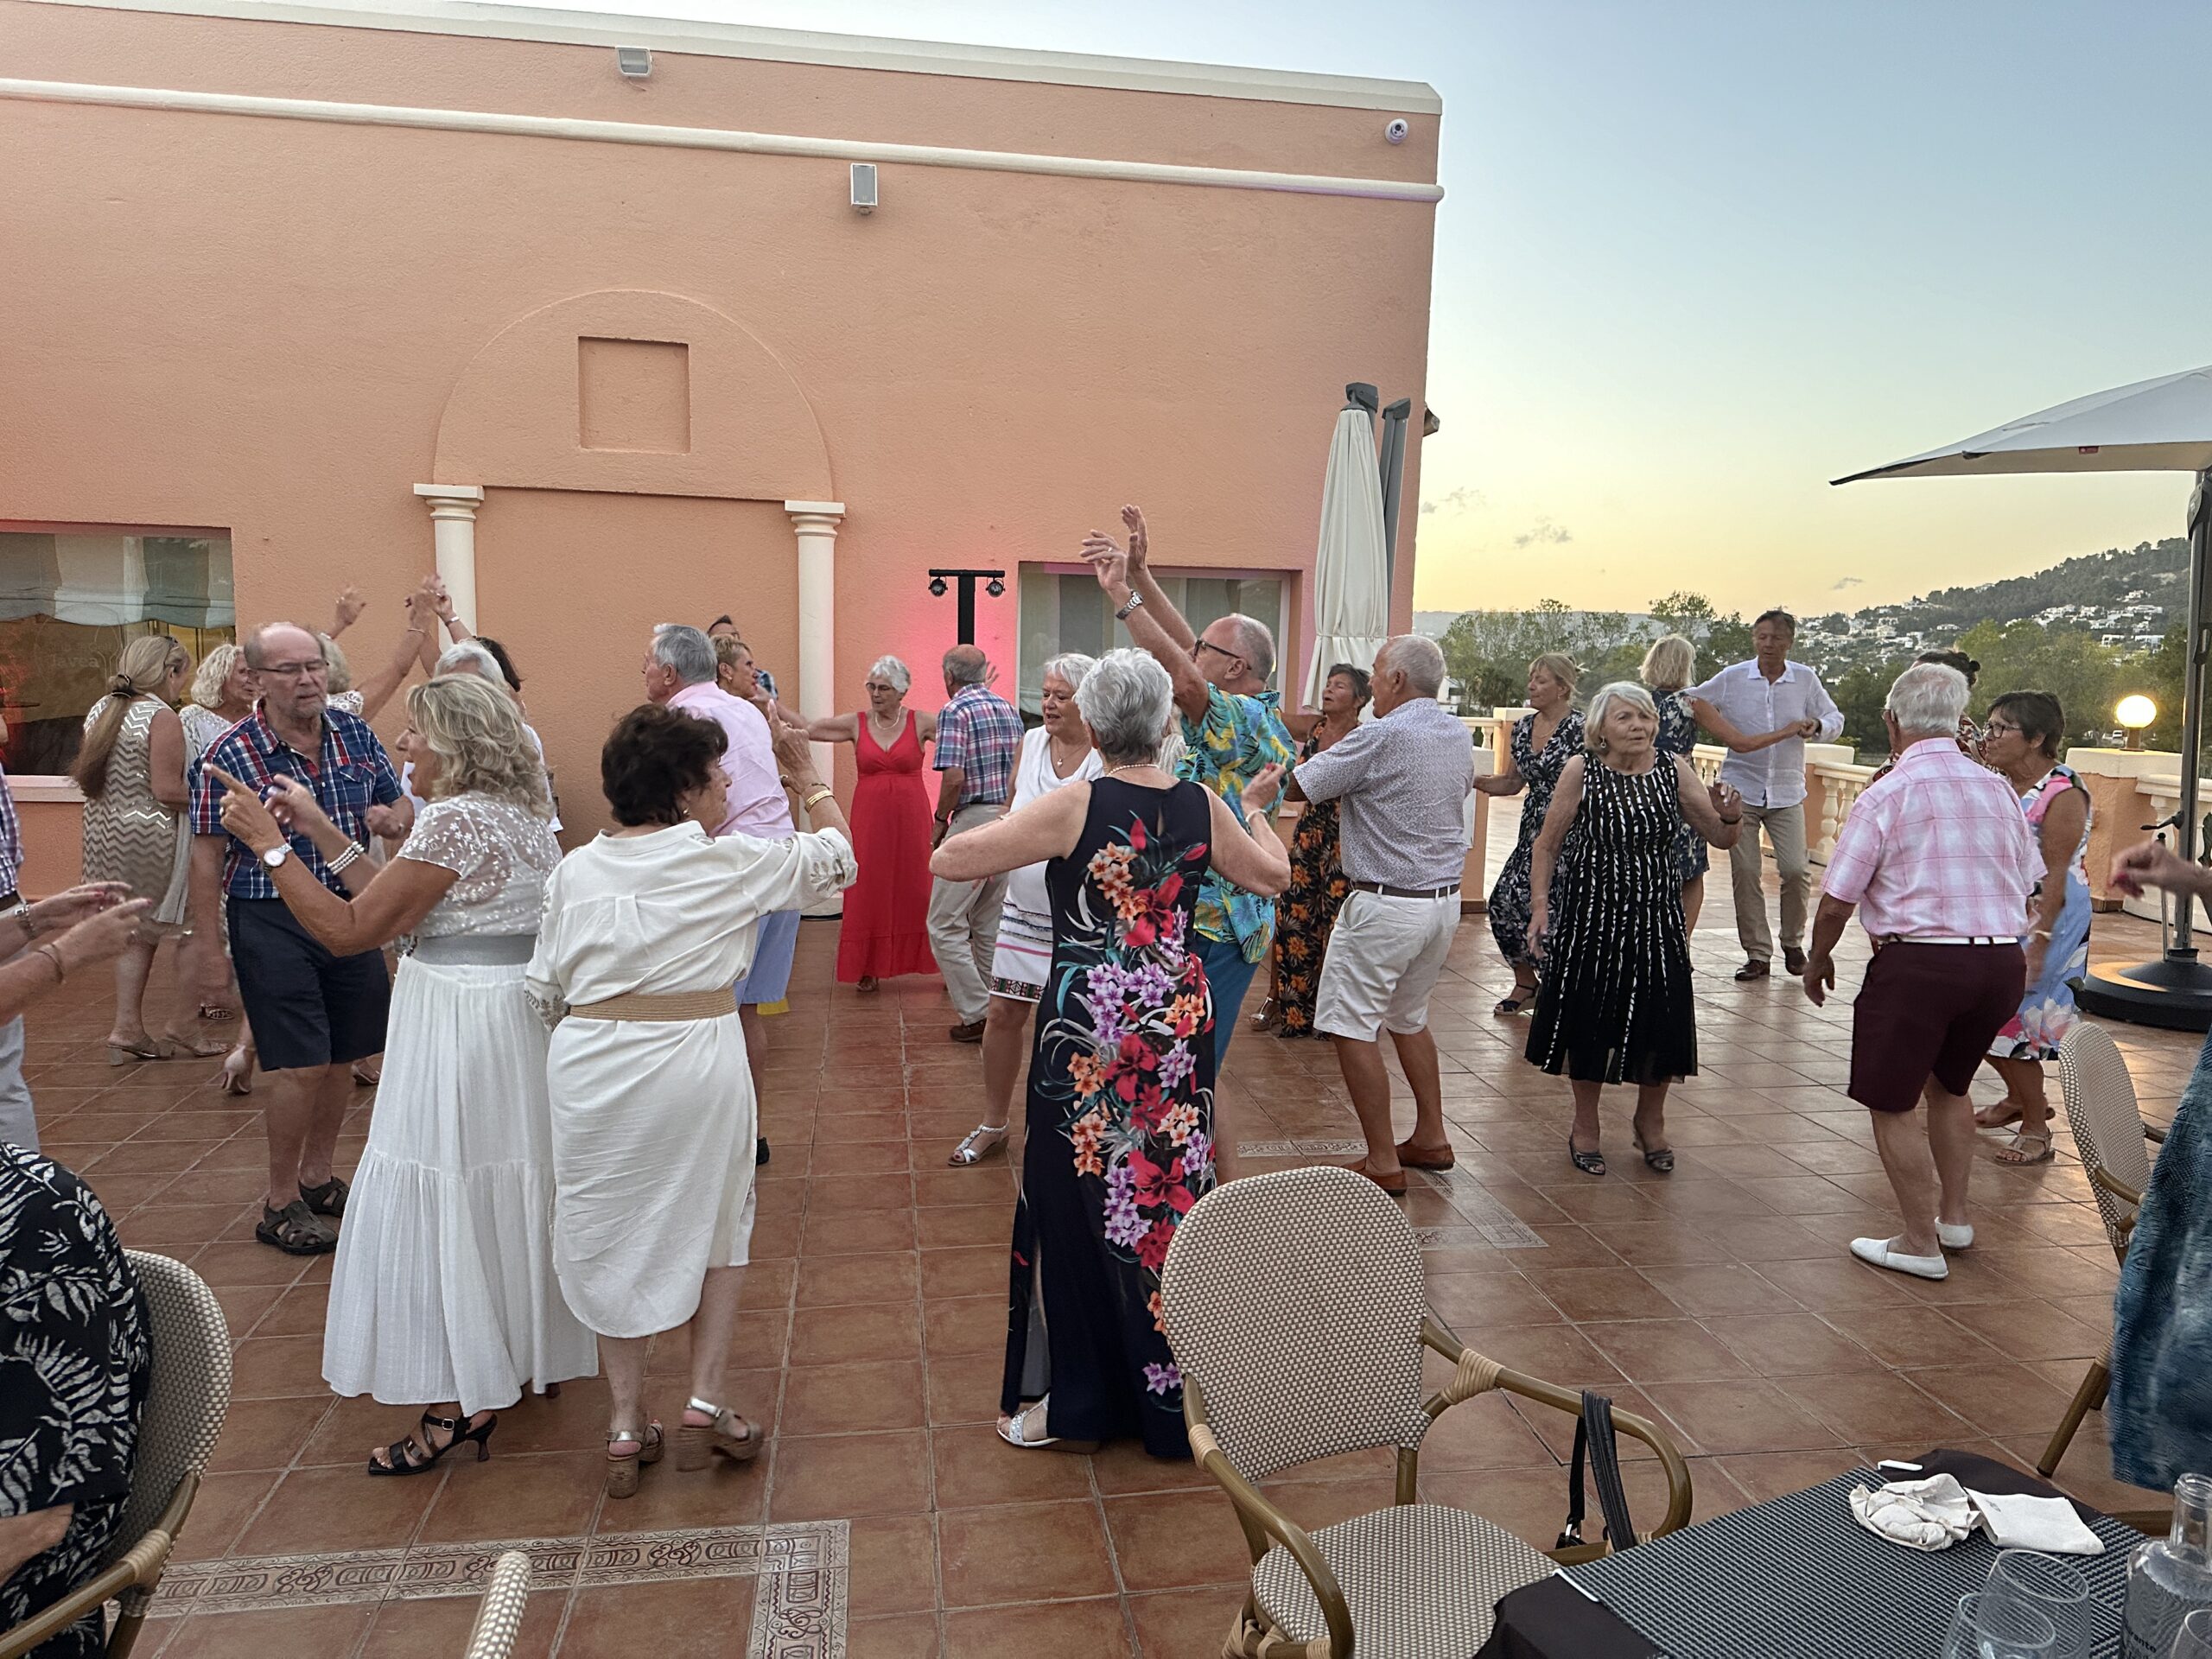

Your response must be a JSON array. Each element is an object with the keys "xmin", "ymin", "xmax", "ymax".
[
  {"xmin": 1834, "ymin": 364, "xmax": 2212, "ymax": 1027},
  {"xmin": 1305, "ymin": 385, "xmax": 1391, "ymax": 709}
]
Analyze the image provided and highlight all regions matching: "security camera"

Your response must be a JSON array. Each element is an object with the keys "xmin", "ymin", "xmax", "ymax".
[{"xmin": 1385, "ymin": 118, "xmax": 1409, "ymax": 145}]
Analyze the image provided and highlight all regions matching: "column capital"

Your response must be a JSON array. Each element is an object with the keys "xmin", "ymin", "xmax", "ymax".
[
  {"xmin": 413, "ymin": 483, "xmax": 485, "ymax": 518},
  {"xmin": 784, "ymin": 500, "xmax": 845, "ymax": 532}
]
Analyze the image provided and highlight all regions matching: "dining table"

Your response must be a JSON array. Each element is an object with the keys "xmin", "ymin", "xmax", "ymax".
[{"xmin": 1478, "ymin": 1447, "xmax": 2142, "ymax": 1659}]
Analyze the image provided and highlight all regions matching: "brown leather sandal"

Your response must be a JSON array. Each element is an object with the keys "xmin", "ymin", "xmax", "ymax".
[{"xmin": 676, "ymin": 1398, "xmax": 765, "ymax": 1470}]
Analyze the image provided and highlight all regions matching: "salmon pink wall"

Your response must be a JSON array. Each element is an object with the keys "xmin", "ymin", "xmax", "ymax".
[{"xmin": 2, "ymin": 0, "xmax": 1440, "ymax": 843}]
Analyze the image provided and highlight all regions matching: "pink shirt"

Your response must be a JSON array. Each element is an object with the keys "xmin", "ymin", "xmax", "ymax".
[
  {"xmin": 666, "ymin": 682, "xmax": 792, "ymax": 842},
  {"xmin": 1822, "ymin": 737, "xmax": 2041, "ymax": 940}
]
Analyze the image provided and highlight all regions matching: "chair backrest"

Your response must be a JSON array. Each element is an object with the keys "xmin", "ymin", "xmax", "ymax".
[
  {"xmin": 1159, "ymin": 1165, "xmax": 1434, "ymax": 1482},
  {"xmin": 109, "ymin": 1252, "xmax": 232, "ymax": 1566},
  {"xmin": 2056, "ymin": 1024, "xmax": 2153, "ymax": 1258},
  {"xmin": 463, "ymin": 1552, "xmax": 531, "ymax": 1659}
]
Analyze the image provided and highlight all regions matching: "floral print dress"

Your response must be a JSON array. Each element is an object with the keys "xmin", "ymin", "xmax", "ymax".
[
  {"xmin": 1653, "ymin": 690, "xmax": 1710, "ymax": 885},
  {"xmin": 1488, "ymin": 709, "xmax": 1586, "ymax": 968},
  {"xmin": 1270, "ymin": 728, "xmax": 1353, "ymax": 1036},
  {"xmin": 1989, "ymin": 764, "xmax": 2092, "ymax": 1061},
  {"xmin": 1003, "ymin": 778, "xmax": 1217, "ymax": 1458}
]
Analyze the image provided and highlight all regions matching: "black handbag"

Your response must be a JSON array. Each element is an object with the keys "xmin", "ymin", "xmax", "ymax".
[{"xmin": 1557, "ymin": 1389, "xmax": 1639, "ymax": 1554}]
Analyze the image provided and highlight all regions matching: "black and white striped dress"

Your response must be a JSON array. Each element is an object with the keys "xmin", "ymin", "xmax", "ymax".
[{"xmin": 1525, "ymin": 758, "xmax": 1696, "ymax": 1085}]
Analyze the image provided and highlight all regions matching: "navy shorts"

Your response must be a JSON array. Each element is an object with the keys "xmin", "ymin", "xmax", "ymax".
[{"xmin": 228, "ymin": 899, "xmax": 391, "ymax": 1072}]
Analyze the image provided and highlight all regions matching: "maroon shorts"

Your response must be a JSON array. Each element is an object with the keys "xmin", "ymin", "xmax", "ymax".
[{"xmin": 1847, "ymin": 942, "xmax": 2025, "ymax": 1113}]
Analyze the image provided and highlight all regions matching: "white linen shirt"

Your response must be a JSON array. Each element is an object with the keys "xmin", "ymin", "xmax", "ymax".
[{"xmin": 1688, "ymin": 659, "xmax": 1844, "ymax": 809}]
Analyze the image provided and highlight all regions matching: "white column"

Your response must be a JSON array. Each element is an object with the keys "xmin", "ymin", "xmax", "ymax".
[
  {"xmin": 785, "ymin": 500, "xmax": 843, "ymax": 767},
  {"xmin": 412, "ymin": 484, "xmax": 485, "ymax": 630}
]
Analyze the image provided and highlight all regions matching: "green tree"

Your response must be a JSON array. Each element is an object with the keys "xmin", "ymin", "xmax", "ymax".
[
  {"xmin": 1953, "ymin": 620, "xmax": 2127, "ymax": 751},
  {"xmin": 1648, "ymin": 591, "xmax": 1753, "ymax": 683},
  {"xmin": 1831, "ymin": 658, "xmax": 1910, "ymax": 753},
  {"xmin": 1438, "ymin": 600, "xmax": 1627, "ymax": 712}
]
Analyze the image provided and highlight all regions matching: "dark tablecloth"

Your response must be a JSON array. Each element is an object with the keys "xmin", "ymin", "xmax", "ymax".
[{"xmin": 1479, "ymin": 1448, "xmax": 2133, "ymax": 1659}]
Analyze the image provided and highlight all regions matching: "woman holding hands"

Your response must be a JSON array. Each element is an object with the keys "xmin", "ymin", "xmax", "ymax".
[
  {"xmin": 1526, "ymin": 683, "xmax": 1743, "ymax": 1177},
  {"xmin": 1477, "ymin": 654, "xmax": 1584, "ymax": 1016},
  {"xmin": 805, "ymin": 657, "xmax": 938, "ymax": 990}
]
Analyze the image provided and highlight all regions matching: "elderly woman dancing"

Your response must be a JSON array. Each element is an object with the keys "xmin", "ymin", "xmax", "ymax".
[
  {"xmin": 210, "ymin": 675, "xmax": 597, "ymax": 1474},
  {"xmin": 931, "ymin": 649, "xmax": 1287, "ymax": 1457},
  {"xmin": 1476, "ymin": 652, "xmax": 1584, "ymax": 1015},
  {"xmin": 1527, "ymin": 683, "xmax": 1742, "ymax": 1177},
  {"xmin": 527, "ymin": 703, "xmax": 855, "ymax": 1496},
  {"xmin": 806, "ymin": 655, "xmax": 938, "ymax": 990},
  {"xmin": 945, "ymin": 652, "xmax": 1101, "ymax": 1167},
  {"xmin": 1640, "ymin": 634, "xmax": 1712, "ymax": 937}
]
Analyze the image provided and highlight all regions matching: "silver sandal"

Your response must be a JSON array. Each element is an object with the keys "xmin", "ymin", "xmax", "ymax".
[
  {"xmin": 948, "ymin": 1123, "xmax": 1009, "ymax": 1166},
  {"xmin": 995, "ymin": 1395, "xmax": 1097, "ymax": 1453}
]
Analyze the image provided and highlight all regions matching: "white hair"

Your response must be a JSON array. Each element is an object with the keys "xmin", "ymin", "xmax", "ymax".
[
  {"xmin": 1885, "ymin": 662, "xmax": 1969, "ymax": 738},
  {"xmin": 1584, "ymin": 681, "xmax": 1659, "ymax": 753},
  {"xmin": 1039, "ymin": 652, "xmax": 1096, "ymax": 695},
  {"xmin": 435, "ymin": 641, "xmax": 506, "ymax": 684},
  {"xmin": 651, "ymin": 624, "xmax": 718, "ymax": 687},
  {"xmin": 1220, "ymin": 613, "xmax": 1275, "ymax": 685},
  {"xmin": 1378, "ymin": 634, "xmax": 1446, "ymax": 698},
  {"xmin": 866, "ymin": 654, "xmax": 912, "ymax": 694},
  {"xmin": 1075, "ymin": 647, "xmax": 1175, "ymax": 767}
]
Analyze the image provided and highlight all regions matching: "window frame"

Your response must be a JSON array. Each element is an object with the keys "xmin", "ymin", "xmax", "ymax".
[{"xmin": 1016, "ymin": 560, "xmax": 1298, "ymax": 717}]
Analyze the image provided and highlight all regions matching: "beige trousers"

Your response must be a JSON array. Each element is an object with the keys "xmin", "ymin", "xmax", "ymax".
[
  {"xmin": 927, "ymin": 802, "xmax": 1008, "ymax": 1025},
  {"xmin": 1728, "ymin": 800, "xmax": 1809, "ymax": 963}
]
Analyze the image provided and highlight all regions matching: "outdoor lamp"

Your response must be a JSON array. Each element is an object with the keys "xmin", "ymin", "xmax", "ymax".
[
  {"xmin": 2118, "ymin": 694, "xmax": 2158, "ymax": 751},
  {"xmin": 928, "ymin": 575, "xmax": 949, "ymax": 598}
]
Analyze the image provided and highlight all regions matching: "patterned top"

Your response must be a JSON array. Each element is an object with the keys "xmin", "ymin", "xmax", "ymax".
[
  {"xmin": 932, "ymin": 683, "xmax": 1024, "ymax": 809},
  {"xmin": 188, "ymin": 702, "xmax": 403, "ymax": 900},
  {"xmin": 1822, "ymin": 736, "xmax": 2041, "ymax": 939},
  {"xmin": 1294, "ymin": 697, "xmax": 1472, "ymax": 889},
  {"xmin": 1178, "ymin": 685, "xmax": 1295, "ymax": 959},
  {"xmin": 398, "ymin": 793, "xmax": 562, "ymax": 938},
  {"xmin": 0, "ymin": 763, "xmax": 20, "ymax": 899},
  {"xmin": 1688, "ymin": 659, "xmax": 1844, "ymax": 808},
  {"xmin": 0, "ymin": 1146, "xmax": 151, "ymax": 1659},
  {"xmin": 177, "ymin": 704, "xmax": 241, "ymax": 766}
]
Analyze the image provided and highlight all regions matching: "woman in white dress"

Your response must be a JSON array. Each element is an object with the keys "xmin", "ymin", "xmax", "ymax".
[
  {"xmin": 525, "ymin": 702, "xmax": 855, "ymax": 1497},
  {"xmin": 947, "ymin": 653, "xmax": 1101, "ymax": 1166},
  {"xmin": 209, "ymin": 674, "xmax": 597, "ymax": 1475}
]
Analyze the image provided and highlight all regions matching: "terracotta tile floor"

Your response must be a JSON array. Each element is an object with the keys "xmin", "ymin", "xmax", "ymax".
[{"xmin": 21, "ymin": 810, "xmax": 2196, "ymax": 1657}]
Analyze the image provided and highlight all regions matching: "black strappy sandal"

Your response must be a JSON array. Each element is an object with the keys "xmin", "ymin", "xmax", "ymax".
[
  {"xmin": 1567, "ymin": 1132, "xmax": 1607, "ymax": 1178},
  {"xmin": 1632, "ymin": 1135, "xmax": 1675, "ymax": 1174},
  {"xmin": 367, "ymin": 1409, "xmax": 496, "ymax": 1477},
  {"xmin": 1495, "ymin": 981, "xmax": 1539, "ymax": 1017}
]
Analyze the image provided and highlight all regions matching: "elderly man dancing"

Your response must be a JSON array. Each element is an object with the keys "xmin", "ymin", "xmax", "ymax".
[{"xmin": 1801, "ymin": 662, "xmax": 2037, "ymax": 1281}]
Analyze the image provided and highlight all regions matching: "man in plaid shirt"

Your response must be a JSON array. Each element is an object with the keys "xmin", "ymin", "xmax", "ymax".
[
  {"xmin": 190, "ymin": 621, "xmax": 404, "ymax": 1255},
  {"xmin": 928, "ymin": 645, "xmax": 1024, "ymax": 1041}
]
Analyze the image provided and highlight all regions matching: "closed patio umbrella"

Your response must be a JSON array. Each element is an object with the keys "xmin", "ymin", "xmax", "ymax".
[
  {"xmin": 1305, "ymin": 384, "xmax": 1391, "ymax": 709},
  {"xmin": 1835, "ymin": 364, "xmax": 2212, "ymax": 1028}
]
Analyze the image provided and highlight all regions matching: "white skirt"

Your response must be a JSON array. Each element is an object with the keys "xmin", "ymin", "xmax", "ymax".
[
  {"xmin": 323, "ymin": 955, "xmax": 599, "ymax": 1414},
  {"xmin": 546, "ymin": 1011, "xmax": 757, "ymax": 1339}
]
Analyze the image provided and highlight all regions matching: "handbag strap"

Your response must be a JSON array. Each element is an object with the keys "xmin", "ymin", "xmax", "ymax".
[{"xmin": 1557, "ymin": 1389, "xmax": 1640, "ymax": 1552}]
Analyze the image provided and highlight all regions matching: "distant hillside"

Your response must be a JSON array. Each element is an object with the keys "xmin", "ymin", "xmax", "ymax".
[{"xmin": 1846, "ymin": 537, "xmax": 2187, "ymax": 635}]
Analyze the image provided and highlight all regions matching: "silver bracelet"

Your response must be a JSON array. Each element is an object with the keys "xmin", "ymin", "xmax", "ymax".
[{"xmin": 325, "ymin": 842, "xmax": 365, "ymax": 876}]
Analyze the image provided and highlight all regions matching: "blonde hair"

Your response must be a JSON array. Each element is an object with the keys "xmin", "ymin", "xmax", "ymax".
[
  {"xmin": 1640, "ymin": 634, "xmax": 1695, "ymax": 693},
  {"xmin": 1529, "ymin": 652, "xmax": 1580, "ymax": 702},
  {"xmin": 318, "ymin": 632, "xmax": 353, "ymax": 695},
  {"xmin": 73, "ymin": 633, "xmax": 187, "ymax": 798},
  {"xmin": 1584, "ymin": 682, "xmax": 1659, "ymax": 753},
  {"xmin": 408, "ymin": 675, "xmax": 550, "ymax": 816},
  {"xmin": 191, "ymin": 642, "xmax": 242, "ymax": 712},
  {"xmin": 712, "ymin": 635, "xmax": 750, "ymax": 671}
]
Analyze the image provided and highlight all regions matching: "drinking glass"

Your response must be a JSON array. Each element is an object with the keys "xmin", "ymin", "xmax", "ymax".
[
  {"xmin": 2171, "ymin": 1607, "xmax": 2212, "ymax": 1659},
  {"xmin": 1986, "ymin": 1549, "xmax": 2093, "ymax": 1659},
  {"xmin": 1944, "ymin": 1592, "xmax": 2057, "ymax": 1659}
]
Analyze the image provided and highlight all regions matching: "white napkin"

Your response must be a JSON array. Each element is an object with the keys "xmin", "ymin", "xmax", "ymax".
[
  {"xmin": 1967, "ymin": 1489, "xmax": 2107, "ymax": 1556},
  {"xmin": 1851, "ymin": 1475, "xmax": 1977, "ymax": 1550}
]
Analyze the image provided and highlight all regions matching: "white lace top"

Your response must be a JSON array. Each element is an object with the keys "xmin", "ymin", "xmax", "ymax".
[{"xmin": 397, "ymin": 791, "xmax": 561, "ymax": 938}]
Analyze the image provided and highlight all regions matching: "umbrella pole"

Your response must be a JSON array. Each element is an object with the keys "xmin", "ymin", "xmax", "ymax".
[{"xmin": 2076, "ymin": 467, "xmax": 2212, "ymax": 1029}]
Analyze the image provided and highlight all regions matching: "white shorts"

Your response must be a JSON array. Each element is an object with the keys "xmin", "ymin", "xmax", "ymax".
[{"xmin": 1314, "ymin": 888, "xmax": 1459, "ymax": 1042}]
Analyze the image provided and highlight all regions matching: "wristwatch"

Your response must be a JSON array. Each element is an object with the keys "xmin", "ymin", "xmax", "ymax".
[
  {"xmin": 261, "ymin": 845, "xmax": 292, "ymax": 871},
  {"xmin": 1115, "ymin": 592, "xmax": 1145, "ymax": 622}
]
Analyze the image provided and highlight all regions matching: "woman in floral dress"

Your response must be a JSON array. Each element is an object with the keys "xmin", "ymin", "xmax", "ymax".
[
  {"xmin": 931, "ymin": 649, "xmax": 1287, "ymax": 1458},
  {"xmin": 1642, "ymin": 635, "xmax": 1713, "ymax": 936},
  {"xmin": 1475, "ymin": 653, "xmax": 1584, "ymax": 1014},
  {"xmin": 1258, "ymin": 664, "xmax": 1370, "ymax": 1038}
]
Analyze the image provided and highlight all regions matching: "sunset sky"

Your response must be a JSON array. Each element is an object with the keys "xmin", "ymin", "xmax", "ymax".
[{"xmin": 511, "ymin": 0, "xmax": 2208, "ymax": 617}]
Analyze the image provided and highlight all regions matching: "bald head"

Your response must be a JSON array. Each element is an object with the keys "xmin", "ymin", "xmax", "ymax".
[
  {"xmin": 943, "ymin": 645, "xmax": 990, "ymax": 692},
  {"xmin": 244, "ymin": 622, "xmax": 320, "ymax": 670}
]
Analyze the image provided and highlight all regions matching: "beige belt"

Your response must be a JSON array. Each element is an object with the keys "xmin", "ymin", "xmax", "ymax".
[{"xmin": 567, "ymin": 989, "xmax": 737, "ymax": 1022}]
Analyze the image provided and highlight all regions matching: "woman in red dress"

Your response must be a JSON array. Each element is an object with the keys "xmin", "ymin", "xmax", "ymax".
[{"xmin": 809, "ymin": 657, "xmax": 939, "ymax": 988}]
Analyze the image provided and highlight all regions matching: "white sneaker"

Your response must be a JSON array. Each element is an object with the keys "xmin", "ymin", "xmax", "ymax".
[
  {"xmin": 1936, "ymin": 1218, "xmax": 1974, "ymax": 1250},
  {"xmin": 1850, "ymin": 1236, "xmax": 1948, "ymax": 1281}
]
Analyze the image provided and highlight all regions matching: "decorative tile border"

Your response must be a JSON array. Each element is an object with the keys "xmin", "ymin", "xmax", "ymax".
[
  {"xmin": 1235, "ymin": 1141, "xmax": 1545, "ymax": 1248},
  {"xmin": 155, "ymin": 1521, "xmax": 848, "ymax": 1658}
]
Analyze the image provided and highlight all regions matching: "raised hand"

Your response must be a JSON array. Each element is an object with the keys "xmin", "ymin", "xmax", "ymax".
[
  {"xmin": 772, "ymin": 709, "xmax": 821, "ymax": 782},
  {"xmin": 1708, "ymin": 779, "xmax": 1741, "ymax": 820},
  {"xmin": 1088, "ymin": 546, "xmax": 1130, "ymax": 596},
  {"xmin": 334, "ymin": 584, "xmax": 367, "ymax": 632},
  {"xmin": 263, "ymin": 775, "xmax": 334, "ymax": 838},
  {"xmin": 1121, "ymin": 505, "xmax": 1149, "ymax": 573}
]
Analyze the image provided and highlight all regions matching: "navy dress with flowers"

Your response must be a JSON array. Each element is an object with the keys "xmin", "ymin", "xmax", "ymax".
[{"xmin": 1004, "ymin": 778, "xmax": 1217, "ymax": 1459}]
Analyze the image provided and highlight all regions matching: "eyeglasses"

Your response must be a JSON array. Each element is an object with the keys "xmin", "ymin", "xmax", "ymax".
[
  {"xmin": 1194, "ymin": 639, "xmax": 1245, "ymax": 668},
  {"xmin": 258, "ymin": 660, "xmax": 328, "ymax": 679},
  {"xmin": 1984, "ymin": 720, "xmax": 2022, "ymax": 736}
]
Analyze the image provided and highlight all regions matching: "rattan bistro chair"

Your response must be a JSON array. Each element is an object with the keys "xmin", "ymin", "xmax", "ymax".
[
  {"xmin": 1160, "ymin": 1166, "xmax": 1693, "ymax": 1659},
  {"xmin": 461, "ymin": 1552, "xmax": 532, "ymax": 1659},
  {"xmin": 0, "ymin": 1250, "xmax": 231, "ymax": 1659},
  {"xmin": 2037, "ymin": 1024, "xmax": 2167, "ymax": 1478}
]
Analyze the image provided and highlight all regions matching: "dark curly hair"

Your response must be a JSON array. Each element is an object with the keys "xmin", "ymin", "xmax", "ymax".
[
  {"xmin": 602, "ymin": 702, "xmax": 727, "ymax": 827},
  {"xmin": 1915, "ymin": 648, "xmax": 1980, "ymax": 688}
]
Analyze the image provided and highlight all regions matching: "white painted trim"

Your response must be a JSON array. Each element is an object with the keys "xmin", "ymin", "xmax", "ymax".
[
  {"xmin": 10, "ymin": 778, "xmax": 86, "ymax": 804},
  {"xmin": 413, "ymin": 483, "xmax": 482, "ymax": 631},
  {"xmin": 785, "ymin": 501, "xmax": 841, "ymax": 787},
  {"xmin": 0, "ymin": 78, "xmax": 1446, "ymax": 203},
  {"xmin": 16, "ymin": 0, "xmax": 1442, "ymax": 115}
]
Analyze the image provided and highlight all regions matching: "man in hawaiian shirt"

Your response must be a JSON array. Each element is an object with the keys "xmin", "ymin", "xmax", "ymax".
[{"xmin": 1088, "ymin": 506, "xmax": 1293, "ymax": 1068}]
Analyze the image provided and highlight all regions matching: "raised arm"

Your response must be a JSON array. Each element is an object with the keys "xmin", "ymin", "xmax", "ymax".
[
  {"xmin": 1087, "ymin": 543, "xmax": 1210, "ymax": 721},
  {"xmin": 211, "ymin": 767, "xmax": 452, "ymax": 952},
  {"xmin": 804, "ymin": 714, "xmax": 861, "ymax": 744},
  {"xmin": 1690, "ymin": 696, "xmax": 1801, "ymax": 754},
  {"xmin": 1526, "ymin": 755, "xmax": 1586, "ymax": 950},
  {"xmin": 930, "ymin": 782, "xmax": 1089, "ymax": 881},
  {"xmin": 1673, "ymin": 756, "xmax": 1743, "ymax": 850},
  {"xmin": 350, "ymin": 597, "xmax": 432, "ymax": 721},
  {"xmin": 1203, "ymin": 766, "xmax": 1291, "ymax": 896}
]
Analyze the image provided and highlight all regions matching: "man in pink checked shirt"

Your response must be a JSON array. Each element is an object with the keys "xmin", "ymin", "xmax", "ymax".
[{"xmin": 1802, "ymin": 662, "xmax": 2040, "ymax": 1284}]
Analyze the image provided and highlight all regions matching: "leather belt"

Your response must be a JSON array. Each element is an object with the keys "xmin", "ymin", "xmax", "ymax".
[
  {"xmin": 1350, "ymin": 880, "xmax": 1461, "ymax": 900},
  {"xmin": 1878, "ymin": 935, "xmax": 2019, "ymax": 947},
  {"xmin": 568, "ymin": 988, "xmax": 738, "ymax": 1022}
]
